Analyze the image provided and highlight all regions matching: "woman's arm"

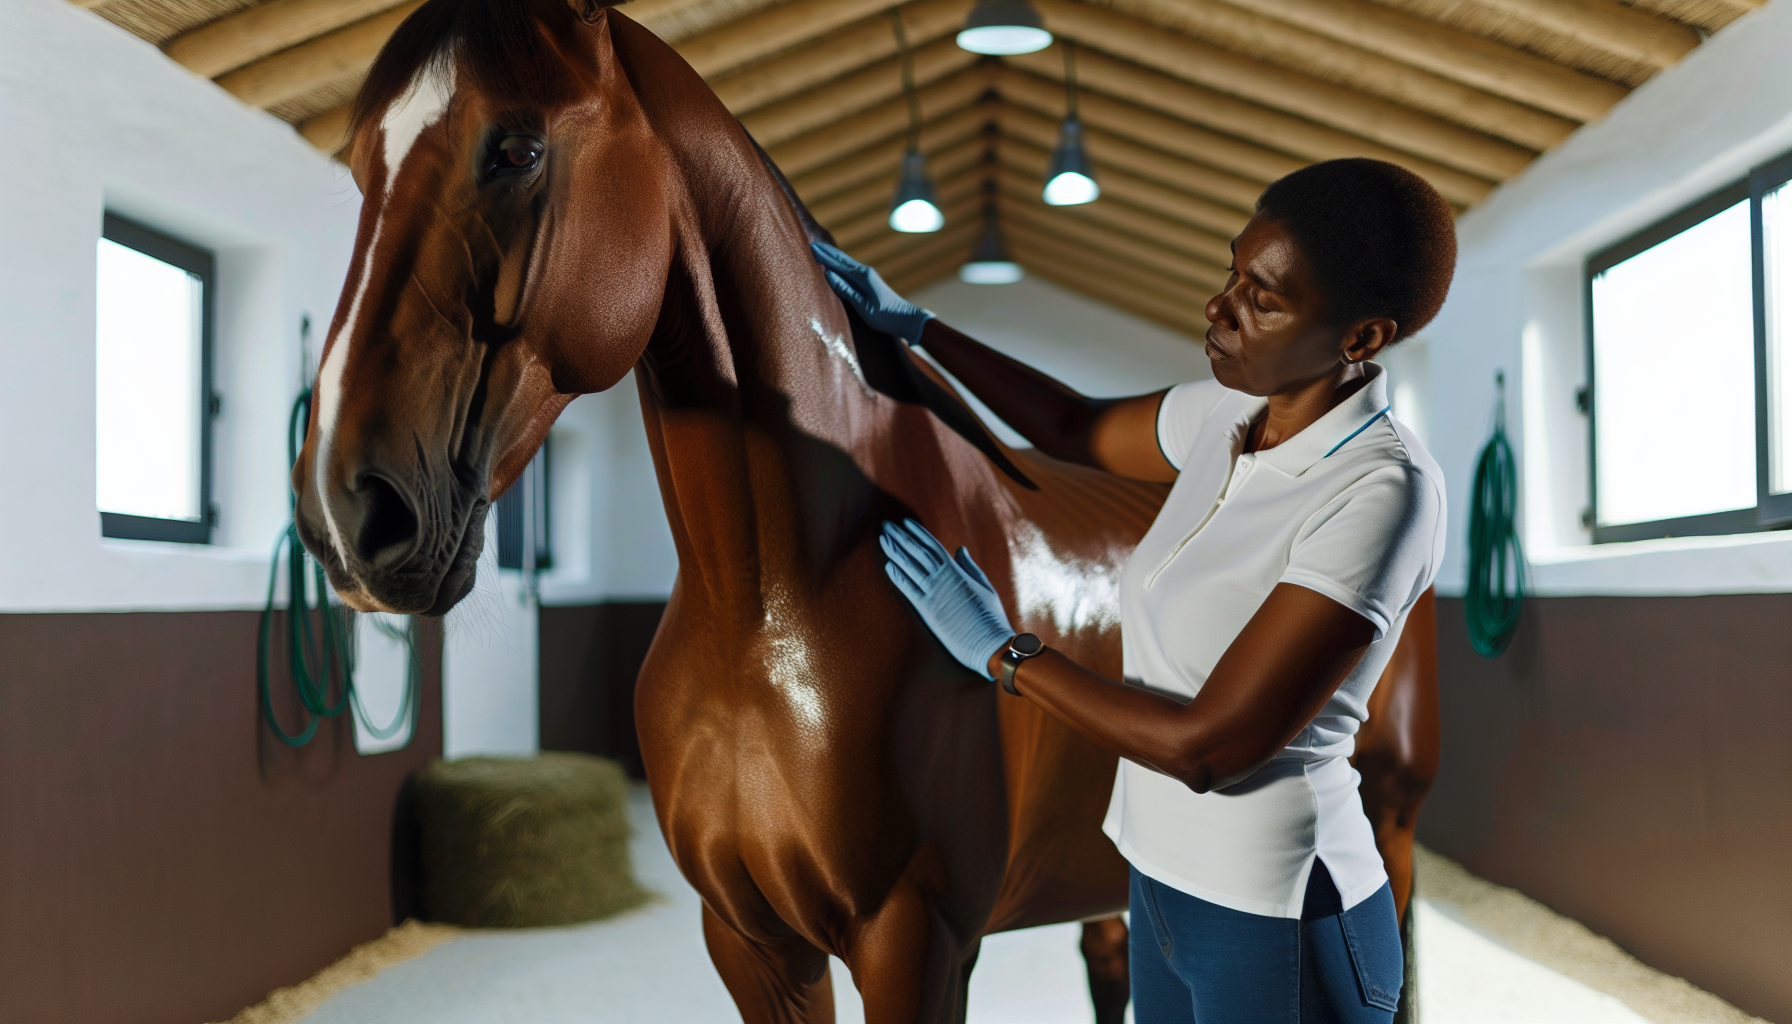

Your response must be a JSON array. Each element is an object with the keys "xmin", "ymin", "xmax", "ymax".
[
  {"xmin": 919, "ymin": 320, "xmax": 1176, "ymax": 481},
  {"xmin": 993, "ymin": 583, "xmax": 1376, "ymax": 792},
  {"xmin": 811, "ymin": 242, "xmax": 1175, "ymax": 481}
]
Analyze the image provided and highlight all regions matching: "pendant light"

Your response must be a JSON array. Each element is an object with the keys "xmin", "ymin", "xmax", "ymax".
[
  {"xmin": 961, "ymin": 200, "xmax": 1024, "ymax": 284},
  {"xmin": 957, "ymin": 0, "xmax": 1053, "ymax": 56},
  {"xmin": 889, "ymin": 10, "xmax": 944, "ymax": 233},
  {"xmin": 1043, "ymin": 41, "xmax": 1099, "ymax": 206}
]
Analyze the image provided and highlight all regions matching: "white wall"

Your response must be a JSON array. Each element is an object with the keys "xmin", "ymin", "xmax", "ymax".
[
  {"xmin": 1422, "ymin": 0, "xmax": 1792, "ymax": 597},
  {"xmin": 0, "ymin": 0, "xmax": 358, "ymax": 612}
]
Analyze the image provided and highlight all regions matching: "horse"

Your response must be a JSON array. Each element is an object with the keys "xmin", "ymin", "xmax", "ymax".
[{"xmin": 290, "ymin": 2, "xmax": 1438, "ymax": 1020}]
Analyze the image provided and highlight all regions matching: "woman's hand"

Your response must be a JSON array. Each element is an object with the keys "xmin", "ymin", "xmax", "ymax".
[
  {"xmin": 812, "ymin": 243, "xmax": 934, "ymax": 345},
  {"xmin": 880, "ymin": 519, "xmax": 1014, "ymax": 679}
]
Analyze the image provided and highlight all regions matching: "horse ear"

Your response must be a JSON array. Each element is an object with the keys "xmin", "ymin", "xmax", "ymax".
[{"xmin": 566, "ymin": 0, "xmax": 626, "ymax": 24}]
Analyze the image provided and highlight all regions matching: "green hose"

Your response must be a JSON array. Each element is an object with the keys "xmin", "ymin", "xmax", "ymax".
[
  {"xmin": 257, "ymin": 390, "xmax": 419, "ymax": 750},
  {"xmin": 1465, "ymin": 372, "xmax": 1526, "ymax": 657}
]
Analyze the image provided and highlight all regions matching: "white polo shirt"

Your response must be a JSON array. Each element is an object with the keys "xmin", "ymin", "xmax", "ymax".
[{"xmin": 1102, "ymin": 362, "xmax": 1444, "ymax": 919}]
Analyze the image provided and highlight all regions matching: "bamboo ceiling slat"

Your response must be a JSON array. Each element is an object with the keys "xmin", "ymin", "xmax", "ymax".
[
  {"xmin": 1081, "ymin": 0, "xmax": 1577, "ymax": 150},
  {"xmin": 72, "ymin": 0, "xmax": 1743, "ymax": 334}
]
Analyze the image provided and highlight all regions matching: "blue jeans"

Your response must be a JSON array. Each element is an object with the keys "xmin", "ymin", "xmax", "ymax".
[{"xmin": 1129, "ymin": 861, "xmax": 1403, "ymax": 1023}]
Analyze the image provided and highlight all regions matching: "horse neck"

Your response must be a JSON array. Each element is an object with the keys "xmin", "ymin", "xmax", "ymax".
[{"xmin": 634, "ymin": 168, "xmax": 877, "ymax": 615}]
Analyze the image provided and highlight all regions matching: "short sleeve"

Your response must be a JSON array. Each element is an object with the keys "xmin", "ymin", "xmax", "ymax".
[
  {"xmin": 1156, "ymin": 379, "xmax": 1229, "ymax": 471},
  {"xmin": 1279, "ymin": 465, "xmax": 1443, "ymax": 642}
]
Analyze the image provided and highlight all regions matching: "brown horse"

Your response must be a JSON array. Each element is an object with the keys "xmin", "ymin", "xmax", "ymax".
[{"xmin": 291, "ymin": 2, "xmax": 1437, "ymax": 1020}]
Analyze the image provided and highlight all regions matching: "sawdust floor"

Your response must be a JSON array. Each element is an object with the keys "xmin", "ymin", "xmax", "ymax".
[{"xmin": 224, "ymin": 785, "xmax": 1768, "ymax": 1024}]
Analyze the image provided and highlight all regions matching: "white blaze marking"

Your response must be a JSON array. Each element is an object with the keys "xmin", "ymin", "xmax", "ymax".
[
  {"xmin": 313, "ymin": 64, "xmax": 457, "ymax": 571},
  {"xmin": 381, "ymin": 64, "xmax": 456, "ymax": 195}
]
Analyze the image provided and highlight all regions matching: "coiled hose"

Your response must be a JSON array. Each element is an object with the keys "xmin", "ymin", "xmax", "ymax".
[
  {"xmin": 1465, "ymin": 372, "xmax": 1525, "ymax": 657},
  {"xmin": 257, "ymin": 390, "xmax": 419, "ymax": 749}
]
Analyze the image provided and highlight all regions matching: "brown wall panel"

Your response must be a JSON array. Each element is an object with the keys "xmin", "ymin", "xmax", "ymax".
[
  {"xmin": 1424, "ymin": 595, "xmax": 1792, "ymax": 1023},
  {"xmin": 0, "ymin": 611, "xmax": 442, "ymax": 1024},
  {"xmin": 538, "ymin": 602, "xmax": 665, "ymax": 778}
]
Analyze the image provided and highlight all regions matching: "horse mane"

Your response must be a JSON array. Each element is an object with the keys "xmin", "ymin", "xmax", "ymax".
[
  {"xmin": 750, "ymin": 134, "xmax": 1035, "ymax": 490},
  {"xmin": 350, "ymin": 0, "xmax": 617, "ymax": 139}
]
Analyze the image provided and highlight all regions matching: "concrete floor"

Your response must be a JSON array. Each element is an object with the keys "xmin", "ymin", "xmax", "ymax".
[{"xmin": 283, "ymin": 785, "xmax": 1761, "ymax": 1024}]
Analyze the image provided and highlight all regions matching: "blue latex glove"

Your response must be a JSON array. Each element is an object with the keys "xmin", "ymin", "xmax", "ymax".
[
  {"xmin": 880, "ymin": 518, "xmax": 1015, "ymax": 679},
  {"xmin": 812, "ymin": 242, "xmax": 935, "ymax": 345}
]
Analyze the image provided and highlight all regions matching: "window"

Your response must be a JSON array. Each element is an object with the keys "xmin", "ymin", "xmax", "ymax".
[
  {"xmin": 1587, "ymin": 183, "xmax": 1758, "ymax": 542},
  {"xmin": 95, "ymin": 214, "xmax": 214, "ymax": 543},
  {"xmin": 496, "ymin": 442, "xmax": 551, "ymax": 571}
]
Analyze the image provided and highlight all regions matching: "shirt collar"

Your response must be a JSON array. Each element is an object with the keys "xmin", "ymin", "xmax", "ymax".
[{"xmin": 1247, "ymin": 362, "xmax": 1393, "ymax": 477}]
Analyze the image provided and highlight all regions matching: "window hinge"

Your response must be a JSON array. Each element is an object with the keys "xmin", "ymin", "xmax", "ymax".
[
  {"xmin": 1580, "ymin": 507, "xmax": 1594, "ymax": 530},
  {"xmin": 209, "ymin": 392, "xmax": 223, "ymax": 418},
  {"xmin": 1574, "ymin": 387, "xmax": 1590, "ymax": 415},
  {"xmin": 208, "ymin": 503, "xmax": 221, "ymax": 528}
]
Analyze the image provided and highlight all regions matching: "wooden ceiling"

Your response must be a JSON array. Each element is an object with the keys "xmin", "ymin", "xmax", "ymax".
[{"xmin": 76, "ymin": 0, "xmax": 1759, "ymax": 336}]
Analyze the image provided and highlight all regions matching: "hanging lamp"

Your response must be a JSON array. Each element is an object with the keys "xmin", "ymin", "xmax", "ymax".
[
  {"xmin": 957, "ymin": 0, "xmax": 1053, "ymax": 55},
  {"xmin": 961, "ymin": 202, "xmax": 1024, "ymax": 284},
  {"xmin": 1043, "ymin": 41, "xmax": 1099, "ymax": 206},
  {"xmin": 888, "ymin": 10, "xmax": 944, "ymax": 233}
]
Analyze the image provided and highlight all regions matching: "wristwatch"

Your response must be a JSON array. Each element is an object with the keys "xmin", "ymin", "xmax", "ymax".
[{"xmin": 998, "ymin": 633, "xmax": 1045, "ymax": 696}]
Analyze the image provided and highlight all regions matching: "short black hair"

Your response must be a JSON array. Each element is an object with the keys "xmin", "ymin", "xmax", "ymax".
[{"xmin": 1256, "ymin": 158, "xmax": 1457, "ymax": 341}]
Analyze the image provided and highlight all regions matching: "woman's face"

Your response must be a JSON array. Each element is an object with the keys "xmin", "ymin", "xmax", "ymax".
[{"xmin": 1203, "ymin": 213, "xmax": 1365, "ymax": 397}]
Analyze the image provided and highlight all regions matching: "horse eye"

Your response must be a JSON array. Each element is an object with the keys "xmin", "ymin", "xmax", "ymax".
[{"xmin": 495, "ymin": 136, "xmax": 542, "ymax": 172}]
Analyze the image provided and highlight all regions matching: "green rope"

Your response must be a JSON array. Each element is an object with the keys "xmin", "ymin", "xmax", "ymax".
[
  {"xmin": 1465, "ymin": 372, "xmax": 1526, "ymax": 657},
  {"xmin": 257, "ymin": 389, "xmax": 419, "ymax": 749}
]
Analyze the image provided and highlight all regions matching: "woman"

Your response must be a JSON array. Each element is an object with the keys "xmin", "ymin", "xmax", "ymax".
[{"xmin": 812, "ymin": 158, "xmax": 1453, "ymax": 1022}]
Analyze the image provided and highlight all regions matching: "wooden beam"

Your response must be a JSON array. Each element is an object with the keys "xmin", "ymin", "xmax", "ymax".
[
  {"xmin": 299, "ymin": 103, "xmax": 353, "ymax": 155},
  {"xmin": 879, "ymin": 224, "xmax": 982, "ymax": 280},
  {"xmin": 885, "ymin": 256, "xmax": 965, "ymax": 296},
  {"xmin": 786, "ymin": 104, "xmax": 993, "ymax": 207},
  {"xmin": 1005, "ymin": 47, "xmax": 1492, "ymax": 206},
  {"xmin": 767, "ymin": 66, "xmax": 997, "ymax": 179},
  {"xmin": 214, "ymin": 1, "xmax": 423, "ymax": 111},
  {"xmin": 1002, "ymin": 138, "xmax": 1251, "ymax": 238},
  {"xmin": 740, "ymin": 36, "xmax": 979, "ymax": 149},
  {"xmin": 993, "ymin": 168, "xmax": 1235, "ymax": 267},
  {"xmin": 1031, "ymin": 1, "xmax": 1533, "ymax": 181},
  {"xmin": 997, "ymin": 70, "xmax": 1300, "ymax": 186},
  {"xmin": 709, "ymin": 0, "xmax": 972, "ymax": 114},
  {"xmin": 1198, "ymin": 0, "xmax": 1627, "ymax": 123},
  {"xmin": 995, "ymin": 102, "xmax": 1260, "ymax": 212},
  {"xmin": 1082, "ymin": 0, "xmax": 1577, "ymax": 150},
  {"xmin": 164, "ymin": 0, "xmax": 412, "ymax": 79},
  {"xmin": 624, "ymin": 0, "xmax": 770, "ymax": 45},
  {"xmin": 832, "ymin": 173, "xmax": 986, "ymax": 251},
  {"xmin": 808, "ymin": 134, "xmax": 990, "ymax": 228},
  {"xmin": 674, "ymin": 0, "xmax": 898, "ymax": 79},
  {"xmin": 1628, "ymin": 0, "xmax": 1761, "ymax": 33},
  {"xmin": 1011, "ymin": 241, "xmax": 1208, "ymax": 337},
  {"xmin": 1004, "ymin": 203, "xmax": 1229, "ymax": 291},
  {"xmin": 1008, "ymin": 217, "xmax": 1216, "ymax": 303},
  {"xmin": 1469, "ymin": 0, "xmax": 1699, "ymax": 69}
]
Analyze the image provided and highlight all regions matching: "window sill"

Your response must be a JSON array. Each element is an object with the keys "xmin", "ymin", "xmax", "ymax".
[{"xmin": 1522, "ymin": 528, "xmax": 1792, "ymax": 596}]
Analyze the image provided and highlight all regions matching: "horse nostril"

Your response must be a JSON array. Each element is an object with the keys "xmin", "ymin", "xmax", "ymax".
[{"xmin": 355, "ymin": 474, "xmax": 420, "ymax": 565}]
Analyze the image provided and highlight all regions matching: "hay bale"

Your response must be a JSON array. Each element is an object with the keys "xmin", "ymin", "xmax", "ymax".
[{"xmin": 415, "ymin": 753, "xmax": 649, "ymax": 928}]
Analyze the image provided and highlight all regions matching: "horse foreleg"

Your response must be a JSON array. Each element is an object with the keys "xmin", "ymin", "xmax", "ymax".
[
  {"xmin": 702, "ymin": 903, "xmax": 836, "ymax": 1024},
  {"xmin": 841, "ymin": 870, "xmax": 979, "ymax": 1024},
  {"xmin": 1080, "ymin": 916, "xmax": 1130, "ymax": 1024}
]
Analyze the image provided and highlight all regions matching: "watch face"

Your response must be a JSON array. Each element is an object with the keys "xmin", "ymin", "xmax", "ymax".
[{"xmin": 1012, "ymin": 632, "xmax": 1043, "ymax": 656}]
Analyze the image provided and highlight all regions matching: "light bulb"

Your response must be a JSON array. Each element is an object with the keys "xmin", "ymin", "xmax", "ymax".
[
  {"xmin": 1043, "ymin": 171, "xmax": 1100, "ymax": 207},
  {"xmin": 890, "ymin": 199, "xmax": 945, "ymax": 233},
  {"xmin": 960, "ymin": 260, "xmax": 1025, "ymax": 285},
  {"xmin": 956, "ymin": 25, "xmax": 1053, "ymax": 55}
]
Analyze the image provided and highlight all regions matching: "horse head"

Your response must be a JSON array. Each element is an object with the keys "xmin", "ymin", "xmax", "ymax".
[{"xmin": 292, "ymin": 0, "xmax": 705, "ymax": 614}]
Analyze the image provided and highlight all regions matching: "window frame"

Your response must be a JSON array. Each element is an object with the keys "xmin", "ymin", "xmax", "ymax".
[
  {"xmin": 1751, "ymin": 151, "xmax": 1792, "ymax": 528},
  {"xmin": 98, "ymin": 213, "xmax": 216, "ymax": 545},
  {"xmin": 1584, "ymin": 180, "xmax": 1757, "ymax": 544}
]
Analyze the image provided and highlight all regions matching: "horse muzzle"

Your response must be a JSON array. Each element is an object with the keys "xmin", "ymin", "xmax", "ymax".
[{"xmin": 294, "ymin": 465, "xmax": 484, "ymax": 617}]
